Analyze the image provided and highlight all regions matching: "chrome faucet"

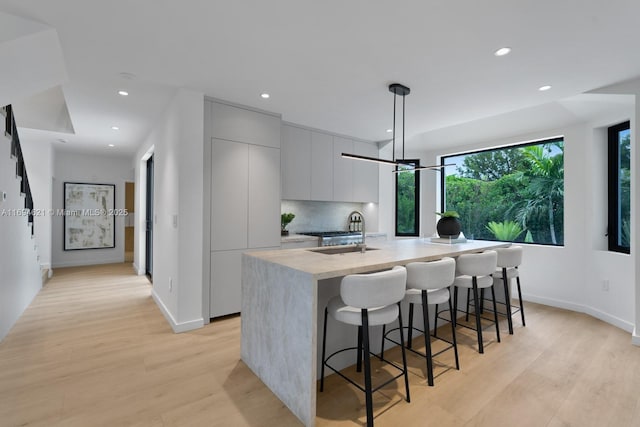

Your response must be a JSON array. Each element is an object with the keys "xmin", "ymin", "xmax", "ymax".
[{"xmin": 348, "ymin": 210, "xmax": 365, "ymax": 248}]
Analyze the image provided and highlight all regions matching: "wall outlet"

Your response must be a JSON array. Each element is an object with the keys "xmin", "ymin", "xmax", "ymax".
[
  {"xmin": 169, "ymin": 277, "xmax": 173, "ymax": 292},
  {"xmin": 602, "ymin": 279, "xmax": 610, "ymax": 292}
]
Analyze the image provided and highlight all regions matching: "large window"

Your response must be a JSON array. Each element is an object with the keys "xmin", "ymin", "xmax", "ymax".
[
  {"xmin": 441, "ymin": 137, "xmax": 564, "ymax": 245},
  {"xmin": 608, "ymin": 121, "xmax": 630, "ymax": 254},
  {"xmin": 396, "ymin": 160, "xmax": 420, "ymax": 236}
]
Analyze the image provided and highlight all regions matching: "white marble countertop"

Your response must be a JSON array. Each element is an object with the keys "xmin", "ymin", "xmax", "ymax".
[{"xmin": 246, "ymin": 238, "xmax": 508, "ymax": 280}]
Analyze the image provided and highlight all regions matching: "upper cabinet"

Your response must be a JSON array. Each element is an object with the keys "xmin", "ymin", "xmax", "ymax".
[
  {"xmin": 281, "ymin": 125, "xmax": 311, "ymax": 200},
  {"xmin": 210, "ymin": 101, "xmax": 280, "ymax": 148},
  {"xmin": 310, "ymin": 131, "xmax": 333, "ymax": 201},
  {"xmin": 353, "ymin": 140, "xmax": 379, "ymax": 203},
  {"xmin": 333, "ymin": 136, "xmax": 353, "ymax": 202},
  {"xmin": 281, "ymin": 123, "xmax": 379, "ymax": 203}
]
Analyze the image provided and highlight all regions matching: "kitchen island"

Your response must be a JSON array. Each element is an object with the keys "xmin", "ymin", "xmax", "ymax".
[{"xmin": 241, "ymin": 238, "xmax": 508, "ymax": 426}]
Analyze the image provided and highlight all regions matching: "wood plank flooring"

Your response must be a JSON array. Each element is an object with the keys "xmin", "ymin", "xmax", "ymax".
[{"xmin": 1, "ymin": 263, "xmax": 639, "ymax": 426}]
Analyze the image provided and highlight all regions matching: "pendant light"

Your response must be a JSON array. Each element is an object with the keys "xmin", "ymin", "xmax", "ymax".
[{"xmin": 342, "ymin": 83, "xmax": 452, "ymax": 173}]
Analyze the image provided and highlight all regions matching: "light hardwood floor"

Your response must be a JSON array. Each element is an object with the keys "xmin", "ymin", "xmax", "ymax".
[{"xmin": 1, "ymin": 264, "xmax": 640, "ymax": 427}]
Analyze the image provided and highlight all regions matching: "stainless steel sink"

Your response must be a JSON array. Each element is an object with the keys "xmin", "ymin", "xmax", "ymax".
[{"xmin": 307, "ymin": 246, "xmax": 379, "ymax": 255}]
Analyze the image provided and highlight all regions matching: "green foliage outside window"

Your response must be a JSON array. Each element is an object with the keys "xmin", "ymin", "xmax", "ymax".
[
  {"xmin": 396, "ymin": 161, "xmax": 419, "ymax": 236},
  {"xmin": 443, "ymin": 139, "xmax": 564, "ymax": 245}
]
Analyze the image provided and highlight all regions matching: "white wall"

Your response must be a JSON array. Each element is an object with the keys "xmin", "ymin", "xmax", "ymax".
[
  {"xmin": 52, "ymin": 151, "xmax": 133, "ymax": 267},
  {"xmin": 379, "ymin": 117, "xmax": 636, "ymax": 334},
  {"xmin": 20, "ymin": 138, "xmax": 53, "ymax": 270},
  {"xmin": 589, "ymin": 78, "xmax": 640, "ymax": 343},
  {"xmin": 134, "ymin": 88, "xmax": 204, "ymax": 333},
  {"xmin": 0, "ymin": 131, "xmax": 42, "ymax": 341}
]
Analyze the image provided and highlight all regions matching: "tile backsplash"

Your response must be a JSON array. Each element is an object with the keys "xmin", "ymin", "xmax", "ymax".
[{"xmin": 281, "ymin": 200, "xmax": 378, "ymax": 233}]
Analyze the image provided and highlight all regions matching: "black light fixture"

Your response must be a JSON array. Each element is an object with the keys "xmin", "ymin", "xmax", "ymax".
[{"xmin": 342, "ymin": 83, "xmax": 451, "ymax": 173}]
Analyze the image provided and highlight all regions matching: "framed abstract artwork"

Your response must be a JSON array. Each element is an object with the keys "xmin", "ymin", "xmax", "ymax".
[{"xmin": 64, "ymin": 182, "xmax": 116, "ymax": 250}]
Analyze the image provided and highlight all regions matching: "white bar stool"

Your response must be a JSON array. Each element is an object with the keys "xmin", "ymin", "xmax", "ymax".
[
  {"xmin": 386, "ymin": 258, "xmax": 459, "ymax": 387},
  {"xmin": 453, "ymin": 250, "xmax": 500, "ymax": 354},
  {"xmin": 320, "ymin": 266, "xmax": 410, "ymax": 427},
  {"xmin": 493, "ymin": 245, "xmax": 525, "ymax": 334}
]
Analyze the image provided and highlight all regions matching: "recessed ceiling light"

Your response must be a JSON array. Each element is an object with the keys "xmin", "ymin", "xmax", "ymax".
[
  {"xmin": 494, "ymin": 47, "xmax": 511, "ymax": 57},
  {"xmin": 260, "ymin": 93, "xmax": 270, "ymax": 99},
  {"xmin": 386, "ymin": 129, "xmax": 393, "ymax": 133},
  {"xmin": 539, "ymin": 85, "xmax": 552, "ymax": 91},
  {"xmin": 111, "ymin": 126, "xmax": 120, "ymax": 130},
  {"xmin": 118, "ymin": 90, "xmax": 129, "ymax": 96},
  {"xmin": 108, "ymin": 144, "xmax": 115, "ymax": 147}
]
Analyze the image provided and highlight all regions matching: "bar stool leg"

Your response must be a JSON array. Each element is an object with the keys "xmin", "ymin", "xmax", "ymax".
[
  {"xmin": 396, "ymin": 303, "xmax": 411, "ymax": 402},
  {"xmin": 380, "ymin": 324, "xmax": 386, "ymax": 359},
  {"xmin": 471, "ymin": 277, "xmax": 484, "ymax": 354},
  {"xmin": 433, "ymin": 303, "xmax": 439, "ymax": 338},
  {"xmin": 448, "ymin": 297, "xmax": 460, "ymax": 370},
  {"xmin": 502, "ymin": 268, "xmax": 514, "ymax": 334},
  {"xmin": 480, "ymin": 288, "xmax": 485, "ymax": 314},
  {"xmin": 361, "ymin": 309, "xmax": 374, "ymax": 427},
  {"xmin": 421, "ymin": 290, "xmax": 434, "ymax": 386},
  {"xmin": 407, "ymin": 303, "xmax": 414, "ymax": 349},
  {"xmin": 356, "ymin": 326, "xmax": 363, "ymax": 373},
  {"xmin": 517, "ymin": 276, "xmax": 526, "ymax": 326},
  {"xmin": 491, "ymin": 284, "xmax": 501, "ymax": 343},
  {"xmin": 320, "ymin": 307, "xmax": 329, "ymax": 392},
  {"xmin": 465, "ymin": 288, "xmax": 471, "ymax": 321},
  {"xmin": 453, "ymin": 287, "xmax": 458, "ymax": 327}
]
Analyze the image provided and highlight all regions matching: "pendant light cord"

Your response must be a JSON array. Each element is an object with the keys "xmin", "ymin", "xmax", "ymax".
[
  {"xmin": 392, "ymin": 91, "xmax": 396, "ymax": 162},
  {"xmin": 402, "ymin": 93, "xmax": 405, "ymax": 160}
]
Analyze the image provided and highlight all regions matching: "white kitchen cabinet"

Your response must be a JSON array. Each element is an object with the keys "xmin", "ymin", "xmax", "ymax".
[
  {"xmin": 210, "ymin": 250, "xmax": 243, "ymax": 317},
  {"xmin": 207, "ymin": 99, "xmax": 281, "ymax": 319},
  {"xmin": 281, "ymin": 125, "xmax": 311, "ymax": 200},
  {"xmin": 311, "ymin": 131, "xmax": 333, "ymax": 201},
  {"xmin": 353, "ymin": 140, "xmax": 379, "ymax": 203},
  {"xmin": 333, "ymin": 136, "xmax": 353, "ymax": 202},
  {"xmin": 211, "ymin": 138, "xmax": 248, "ymax": 251},
  {"xmin": 210, "ymin": 101, "xmax": 280, "ymax": 148},
  {"xmin": 249, "ymin": 145, "xmax": 281, "ymax": 248}
]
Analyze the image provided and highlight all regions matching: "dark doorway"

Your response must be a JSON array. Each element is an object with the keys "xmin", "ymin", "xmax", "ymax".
[{"xmin": 145, "ymin": 155, "xmax": 154, "ymax": 280}]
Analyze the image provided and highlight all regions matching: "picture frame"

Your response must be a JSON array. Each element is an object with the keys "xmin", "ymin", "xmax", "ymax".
[{"xmin": 64, "ymin": 182, "xmax": 116, "ymax": 250}]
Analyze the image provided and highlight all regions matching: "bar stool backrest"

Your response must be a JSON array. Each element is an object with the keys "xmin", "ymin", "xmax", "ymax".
[
  {"xmin": 456, "ymin": 250, "xmax": 497, "ymax": 277},
  {"xmin": 341, "ymin": 266, "xmax": 407, "ymax": 309},
  {"xmin": 495, "ymin": 246, "xmax": 523, "ymax": 268},
  {"xmin": 406, "ymin": 258, "xmax": 455, "ymax": 290}
]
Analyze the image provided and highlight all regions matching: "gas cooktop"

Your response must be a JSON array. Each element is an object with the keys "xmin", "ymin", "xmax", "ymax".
[
  {"xmin": 298, "ymin": 231, "xmax": 361, "ymax": 237},
  {"xmin": 298, "ymin": 231, "xmax": 363, "ymax": 246}
]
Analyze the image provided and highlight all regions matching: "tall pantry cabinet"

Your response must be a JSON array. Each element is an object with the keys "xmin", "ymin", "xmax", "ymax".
[{"xmin": 205, "ymin": 99, "xmax": 281, "ymax": 318}]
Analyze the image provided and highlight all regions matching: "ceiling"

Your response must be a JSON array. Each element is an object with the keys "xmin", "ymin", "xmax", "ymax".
[{"xmin": 1, "ymin": 0, "xmax": 639, "ymax": 156}]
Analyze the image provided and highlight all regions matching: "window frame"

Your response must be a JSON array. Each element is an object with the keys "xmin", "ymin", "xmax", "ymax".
[
  {"xmin": 395, "ymin": 159, "xmax": 420, "ymax": 237},
  {"xmin": 440, "ymin": 136, "xmax": 564, "ymax": 246},
  {"xmin": 607, "ymin": 120, "xmax": 631, "ymax": 254}
]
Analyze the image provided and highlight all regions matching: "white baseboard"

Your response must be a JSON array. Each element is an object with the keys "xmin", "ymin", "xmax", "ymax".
[
  {"xmin": 151, "ymin": 289, "xmax": 204, "ymax": 333},
  {"xmin": 632, "ymin": 328, "xmax": 640, "ymax": 346},
  {"xmin": 133, "ymin": 262, "xmax": 144, "ymax": 275},
  {"xmin": 523, "ymin": 292, "xmax": 634, "ymax": 333},
  {"xmin": 522, "ymin": 293, "xmax": 585, "ymax": 312},
  {"xmin": 52, "ymin": 258, "xmax": 125, "ymax": 268}
]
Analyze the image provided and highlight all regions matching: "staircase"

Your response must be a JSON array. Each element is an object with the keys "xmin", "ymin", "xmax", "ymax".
[
  {"xmin": 0, "ymin": 105, "xmax": 44, "ymax": 340},
  {"xmin": 4, "ymin": 105, "xmax": 35, "ymax": 235}
]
